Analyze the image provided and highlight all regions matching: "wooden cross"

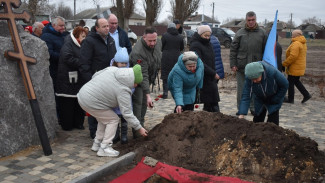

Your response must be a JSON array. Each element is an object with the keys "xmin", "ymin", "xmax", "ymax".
[{"xmin": 0, "ymin": 0, "xmax": 52, "ymax": 156}]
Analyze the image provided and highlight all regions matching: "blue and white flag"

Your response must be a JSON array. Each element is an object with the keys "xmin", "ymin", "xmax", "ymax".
[{"xmin": 263, "ymin": 10, "xmax": 278, "ymax": 68}]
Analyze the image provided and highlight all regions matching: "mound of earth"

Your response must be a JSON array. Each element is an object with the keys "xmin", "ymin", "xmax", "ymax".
[{"xmin": 119, "ymin": 111, "xmax": 325, "ymax": 183}]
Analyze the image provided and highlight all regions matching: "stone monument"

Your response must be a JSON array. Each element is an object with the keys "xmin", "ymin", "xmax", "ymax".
[{"xmin": 0, "ymin": 21, "xmax": 58, "ymax": 157}]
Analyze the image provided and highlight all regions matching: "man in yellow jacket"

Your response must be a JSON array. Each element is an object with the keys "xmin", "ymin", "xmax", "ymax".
[{"xmin": 282, "ymin": 29, "xmax": 311, "ymax": 104}]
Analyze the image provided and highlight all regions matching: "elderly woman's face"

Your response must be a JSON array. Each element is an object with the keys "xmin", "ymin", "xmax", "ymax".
[
  {"xmin": 200, "ymin": 31, "xmax": 211, "ymax": 39},
  {"xmin": 185, "ymin": 63, "xmax": 197, "ymax": 72}
]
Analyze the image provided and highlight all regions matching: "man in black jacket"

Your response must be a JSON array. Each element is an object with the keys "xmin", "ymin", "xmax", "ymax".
[
  {"xmin": 108, "ymin": 14, "xmax": 132, "ymax": 54},
  {"xmin": 79, "ymin": 18, "xmax": 117, "ymax": 139}
]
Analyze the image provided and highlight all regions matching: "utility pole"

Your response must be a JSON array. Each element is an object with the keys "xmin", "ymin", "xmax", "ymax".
[
  {"xmin": 212, "ymin": 2, "xmax": 214, "ymax": 22},
  {"xmin": 74, "ymin": 0, "xmax": 76, "ymax": 20},
  {"xmin": 290, "ymin": 13, "xmax": 293, "ymax": 34}
]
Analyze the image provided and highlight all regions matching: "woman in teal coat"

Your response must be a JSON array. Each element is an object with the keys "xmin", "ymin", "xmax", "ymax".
[{"xmin": 168, "ymin": 51, "xmax": 204, "ymax": 113}]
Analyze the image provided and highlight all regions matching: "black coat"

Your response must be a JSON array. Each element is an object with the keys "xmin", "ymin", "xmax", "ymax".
[
  {"xmin": 79, "ymin": 28, "xmax": 117, "ymax": 82},
  {"xmin": 56, "ymin": 33, "xmax": 84, "ymax": 96},
  {"xmin": 190, "ymin": 32, "xmax": 219, "ymax": 103},
  {"xmin": 160, "ymin": 28, "xmax": 184, "ymax": 80}
]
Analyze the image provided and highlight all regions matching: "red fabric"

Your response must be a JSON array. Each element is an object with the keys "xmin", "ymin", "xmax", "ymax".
[
  {"xmin": 111, "ymin": 157, "xmax": 253, "ymax": 183},
  {"xmin": 24, "ymin": 26, "xmax": 32, "ymax": 34},
  {"xmin": 85, "ymin": 112, "xmax": 91, "ymax": 117},
  {"xmin": 42, "ymin": 20, "xmax": 49, "ymax": 26}
]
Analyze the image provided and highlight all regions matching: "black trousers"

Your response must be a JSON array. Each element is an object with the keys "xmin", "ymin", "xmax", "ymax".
[
  {"xmin": 203, "ymin": 103, "xmax": 220, "ymax": 112},
  {"xmin": 57, "ymin": 97, "xmax": 85, "ymax": 130},
  {"xmin": 174, "ymin": 104, "xmax": 194, "ymax": 113},
  {"xmin": 162, "ymin": 79, "xmax": 168, "ymax": 96},
  {"xmin": 253, "ymin": 107, "xmax": 279, "ymax": 126},
  {"xmin": 287, "ymin": 75, "xmax": 310, "ymax": 102}
]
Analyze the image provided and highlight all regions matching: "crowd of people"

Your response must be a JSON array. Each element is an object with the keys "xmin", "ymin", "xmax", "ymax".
[{"xmin": 23, "ymin": 10, "xmax": 311, "ymax": 157}]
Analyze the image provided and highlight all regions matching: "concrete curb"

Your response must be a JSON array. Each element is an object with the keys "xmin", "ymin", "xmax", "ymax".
[{"xmin": 69, "ymin": 152, "xmax": 136, "ymax": 183}]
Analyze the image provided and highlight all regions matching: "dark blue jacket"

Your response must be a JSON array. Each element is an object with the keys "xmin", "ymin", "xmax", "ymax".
[
  {"xmin": 210, "ymin": 35, "xmax": 224, "ymax": 79},
  {"xmin": 168, "ymin": 54, "xmax": 204, "ymax": 106},
  {"xmin": 40, "ymin": 23, "xmax": 66, "ymax": 79},
  {"xmin": 238, "ymin": 61, "xmax": 288, "ymax": 115},
  {"xmin": 117, "ymin": 26, "xmax": 132, "ymax": 54},
  {"xmin": 79, "ymin": 27, "xmax": 117, "ymax": 82}
]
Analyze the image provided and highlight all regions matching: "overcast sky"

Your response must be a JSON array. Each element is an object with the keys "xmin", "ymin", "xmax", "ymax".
[{"xmin": 53, "ymin": 0, "xmax": 325, "ymax": 26}]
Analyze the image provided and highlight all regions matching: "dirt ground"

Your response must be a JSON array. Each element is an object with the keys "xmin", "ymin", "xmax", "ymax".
[{"xmin": 96, "ymin": 43, "xmax": 325, "ymax": 183}]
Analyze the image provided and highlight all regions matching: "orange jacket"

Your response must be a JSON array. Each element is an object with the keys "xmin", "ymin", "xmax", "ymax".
[{"xmin": 282, "ymin": 36, "xmax": 307, "ymax": 76}]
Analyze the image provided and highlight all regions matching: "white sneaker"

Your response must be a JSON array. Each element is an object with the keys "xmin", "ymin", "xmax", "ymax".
[
  {"xmin": 97, "ymin": 144, "xmax": 120, "ymax": 157},
  {"xmin": 91, "ymin": 139, "xmax": 101, "ymax": 152}
]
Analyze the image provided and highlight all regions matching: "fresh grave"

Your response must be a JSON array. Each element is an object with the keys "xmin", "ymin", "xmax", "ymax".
[{"xmin": 110, "ymin": 111, "xmax": 325, "ymax": 182}]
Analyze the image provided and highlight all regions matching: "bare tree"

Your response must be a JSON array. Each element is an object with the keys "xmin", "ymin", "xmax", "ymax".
[
  {"xmin": 27, "ymin": 0, "xmax": 37, "ymax": 23},
  {"xmin": 18, "ymin": 0, "xmax": 52, "ymax": 24},
  {"xmin": 143, "ymin": 0, "xmax": 162, "ymax": 26},
  {"xmin": 52, "ymin": 2, "xmax": 73, "ymax": 20},
  {"xmin": 222, "ymin": 17, "xmax": 244, "ymax": 25},
  {"xmin": 112, "ymin": 0, "xmax": 135, "ymax": 30},
  {"xmin": 286, "ymin": 20, "xmax": 296, "ymax": 29},
  {"xmin": 302, "ymin": 16, "xmax": 322, "ymax": 26},
  {"xmin": 170, "ymin": 0, "xmax": 200, "ymax": 24}
]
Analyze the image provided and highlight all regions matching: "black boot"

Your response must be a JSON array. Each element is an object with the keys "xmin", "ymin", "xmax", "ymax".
[
  {"xmin": 121, "ymin": 118, "xmax": 128, "ymax": 144},
  {"xmin": 112, "ymin": 124, "xmax": 120, "ymax": 144},
  {"xmin": 162, "ymin": 79, "xmax": 168, "ymax": 99},
  {"xmin": 213, "ymin": 103, "xmax": 220, "ymax": 112}
]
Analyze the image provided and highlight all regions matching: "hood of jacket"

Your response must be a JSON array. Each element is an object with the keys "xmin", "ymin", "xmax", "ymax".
[
  {"xmin": 167, "ymin": 27, "xmax": 179, "ymax": 35},
  {"xmin": 292, "ymin": 35, "xmax": 306, "ymax": 44},
  {"xmin": 176, "ymin": 54, "xmax": 201, "ymax": 74},
  {"xmin": 113, "ymin": 68, "xmax": 135, "ymax": 89}
]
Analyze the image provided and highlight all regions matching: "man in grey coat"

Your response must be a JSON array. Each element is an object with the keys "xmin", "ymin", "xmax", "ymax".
[
  {"xmin": 230, "ymin": 11, "xmax": 268, "ymax": 115},
  {"xmin": 129, "ymin": 27, "xmax": 162, "ymax": 138}
]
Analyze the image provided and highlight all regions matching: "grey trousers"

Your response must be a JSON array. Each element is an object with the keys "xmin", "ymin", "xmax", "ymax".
[
  {"xmin": 236, "ymin": 71, "xmax": 254, "ymax": 112},
  {"xmin": 132, "ymin": 85, "xmax": 147, "ymax": 126}
]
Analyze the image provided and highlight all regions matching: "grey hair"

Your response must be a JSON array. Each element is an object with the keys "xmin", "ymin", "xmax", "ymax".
[
  {"xmin": 51, "ymin": 16, "xmax": 65, "ymax": 25},
  {"xmin": 32, "ymin": 22, "xmax": 42, "ymax": 32},
  {"xmin": 246, "ymin": 11, "xmax": 256, "ymax": 18}
]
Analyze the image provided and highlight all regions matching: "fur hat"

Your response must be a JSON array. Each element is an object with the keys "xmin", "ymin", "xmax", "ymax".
[
  {"xmin": 133, "ymin": 64, "xmax": 143, "ymax": 84},
  {"xmin": 168, "ymin": 23, "xmax": 176, "ymax": 29},
  {"xmin": 245, "ymin": 62, "xmax": 264, "ymax": 79},
  {"xmin": 182, "ymin": 51, "xmax": 198, "ymax": 65},
  {"xmin": 197, "ymin": 25, "xmax": 211, "ymax": 35},
  {"xmin": 114, "ymin": 47, "xmax": 129, "ymax": 63}
]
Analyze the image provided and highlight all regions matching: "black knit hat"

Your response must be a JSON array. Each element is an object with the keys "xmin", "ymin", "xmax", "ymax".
[{"xmin": 173, "ymin": 19, "xmax": 180, "ymax": 24}]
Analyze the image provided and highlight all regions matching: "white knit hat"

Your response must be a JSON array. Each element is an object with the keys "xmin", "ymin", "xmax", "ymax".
[{"xmin": 197, "ymin": 25, "xmax": 211, "ymax": 35}]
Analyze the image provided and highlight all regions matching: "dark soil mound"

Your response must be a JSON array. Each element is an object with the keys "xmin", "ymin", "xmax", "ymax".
[{"xmin": 119, "ymin": 111, "xmax": 325, "ymax": 183}]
